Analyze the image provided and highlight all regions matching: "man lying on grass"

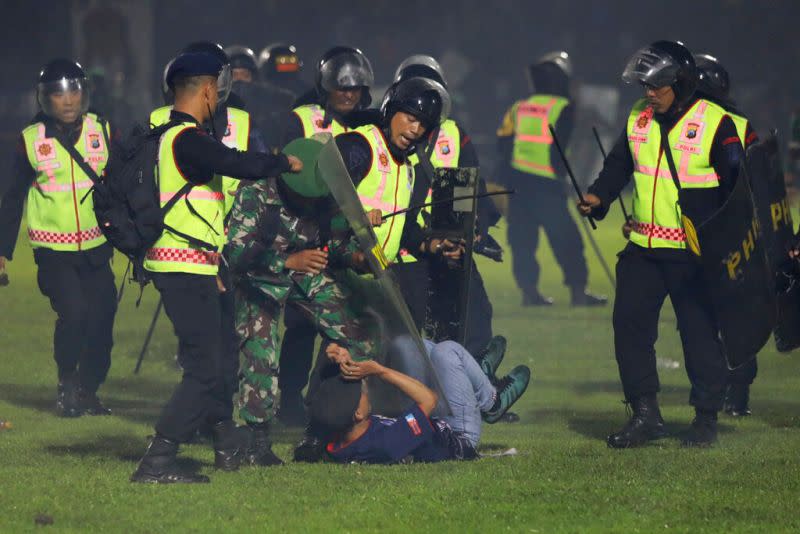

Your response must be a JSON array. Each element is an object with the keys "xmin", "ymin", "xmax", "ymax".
[{"xmin": 309, "ymin": 339, "xmax": 530, "ymax": 463}]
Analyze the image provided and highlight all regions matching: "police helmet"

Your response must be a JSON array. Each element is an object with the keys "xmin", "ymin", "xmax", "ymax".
[
  {"xmin": 181, "ymin": 41, "xmax": 232, "ymax": 104},
  {"xmin": 528, "ymin": 51, "xmax": 572, "ymax": 93},
  {"xmin": 224, "ymin": 45, "xmax": 258, "ymax": 76},
  {"xmin": 393, "ymin": 55, "xmax": 448, "ymax": 88},
  {"xmin": 622, "ymin": 40, "xmax": 698, "ymax": 105},
  {"xmin": 316, "ymin": 46, "xmax": 374, "ymax": 108},
  {"xmin": 258, "ymin": 43, "xmax": 302, "ymax": 80},
  {"xmin": 381, "ymin": 77, "xmax": 448, "ymax": 130},
  {"xmin": 694, "ymin": 53, "xmax": 730, "ymax": 102},
  {"xmin": 37, "ymin": 58, "xmax": 90, "ymax": 120}
]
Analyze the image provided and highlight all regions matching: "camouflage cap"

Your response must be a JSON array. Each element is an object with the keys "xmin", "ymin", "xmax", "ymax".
[
  {"xmin": 280, "ymin": 138, "xmax": 330, "ymax": 198},
  {"xmin": 308, "ymin": 376, "xmax": 363, "ymax": 435}
]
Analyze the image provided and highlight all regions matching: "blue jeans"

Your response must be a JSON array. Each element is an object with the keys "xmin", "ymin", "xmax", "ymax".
[{"xmin": 423, "ymin": 340, "xmax": 495, "ymax": 447}]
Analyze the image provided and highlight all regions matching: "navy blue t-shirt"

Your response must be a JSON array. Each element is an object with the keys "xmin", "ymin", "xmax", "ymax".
[{"xmin": 326, "ymin": 404, "xmax": 453, "ymax": 464}]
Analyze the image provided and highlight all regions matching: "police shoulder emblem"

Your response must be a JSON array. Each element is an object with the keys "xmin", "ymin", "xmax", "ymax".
[
  {"xmin": 38, "ymin": 143, "xmax": 52, "ymax": 157},
  {"xmin": 686, "ymin": 122, "xmax": 700, "ymax": 139},
  {"xmin": 378, "ymin": 153, "xmax": 389, "ymax": 168}
]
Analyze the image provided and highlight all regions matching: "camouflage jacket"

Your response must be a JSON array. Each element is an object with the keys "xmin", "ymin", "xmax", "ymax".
[{"xmin": 224, "ymin": 177, "xmax": 358, "ymax": 301}]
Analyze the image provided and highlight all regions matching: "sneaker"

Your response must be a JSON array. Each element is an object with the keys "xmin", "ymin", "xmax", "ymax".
[
  {"xmin": 482, "ymin": 366, "xmax": 530, "ymax": 423},
  {"xmin": 477, "ymin": 335, "xmax": 506, "ymax": 379},
  {"xmin": 522, "ymin": 292, "xmax": 554, "ymax": 307},
  {"xmin": 570, "ymin": 289, "xmax": 608, "ymax": 307},
  {"xmin": 56, "ymin": 375, "xmax": 82, "ymax": 418}
]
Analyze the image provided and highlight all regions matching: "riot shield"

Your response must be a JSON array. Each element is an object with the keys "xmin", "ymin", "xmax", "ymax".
[
  {"xmin": 311, "ymin": 134, "xmax": 451, "ymax": 416},
  {"xmin": 745, "ymin": 133, "xmax": 800, "ymax": 352},
  {"xmin": 685, "ymin": 161, "xmax": 776, "ymax": 368},
  {"xmin": 425, "ymin": 167, "xmax": 479, "ymax": 346}
]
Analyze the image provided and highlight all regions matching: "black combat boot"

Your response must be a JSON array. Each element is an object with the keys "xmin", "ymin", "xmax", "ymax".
[
  {"xmin": 56, "ymin": 372, "xmax": 82, "ymax": 418},
  {"xmin": 211, "ymin": 420, "xmax": 250, "ymax": 471},
  {"xmin": 570, "ymin": 288, "xmax": 608, "ymax": 307},
  {"xmin": 245, "ymin": 423, "xmax": 284, "ymax": 466},
  {"xmin": 130, "ymin": 436, "xmax": 209, "ymax": 484},
  {"xmin": 723, "ymin": 384, "xmax": 752, "ymax": 417},
  {"xmin": 607, "ymin": 395, "xmax": 668, "ymax": 448},
  {"xmin": 77, "ymin": 387, "xmax": 111, "ymax": 416},
  {"xmin": 293, "ymin": 425, "xmax": 325, "ymax": 463},
  {"xmin": 681, "ymin": 409, "xmax": 718, "ymax": 448}
]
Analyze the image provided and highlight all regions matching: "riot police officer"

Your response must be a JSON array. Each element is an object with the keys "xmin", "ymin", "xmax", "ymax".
[
  {"xmin": 225, "ymin": 44, "xmax": 295, "ymax": 150},
  {"xmin": 498, "ymin": 52, "xmax": 606, "ymax": 307},
  {"xmin": 277, "ymin": 46, "xmax": 375, "ymax": 425},
  {"xmin": 579, "ymin": 41, "xmax": 744, "ymax": 448},
  {"xmin": 130, "ymin": 50, "xmax": 301, "ymax": 483},
  {"xmin": 258, "ymin": 42, "xmax": 309, "ymax": 99},
  {"xmin": 0, "ymin": 59, "xmax": 117, "ymax": 418}
]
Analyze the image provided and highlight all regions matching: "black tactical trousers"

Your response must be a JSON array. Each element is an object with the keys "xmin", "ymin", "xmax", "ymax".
[
  {"xmin": 278, "ymin": 260, "xmax": 429, "ymax": 397},
  {"xmin": 34, "ymin": 246, "xmax": 117, "ymax": 393},
  {"xmin": 506, "ymin": 175, "xmax": 588, "ymax": 295},
  {"xmin": 151, "ymin": 272, "xmax": 231, "ymax": 442},
  {"xmin": 729, "ymin": 357, "xmax": 757, "ymax": 386},
  {"xmin": 613, "ymin": 244, "xmax": 728, "ymax": 412}
]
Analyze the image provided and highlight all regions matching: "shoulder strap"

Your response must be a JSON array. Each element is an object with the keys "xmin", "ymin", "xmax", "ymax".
[
  {"xmin": 658, "ymin": 123, "xmax": 683, "ymax": 193},
  {"xmin": 55, "ymin": 135, "xmax": 102, "ymax": 185}
]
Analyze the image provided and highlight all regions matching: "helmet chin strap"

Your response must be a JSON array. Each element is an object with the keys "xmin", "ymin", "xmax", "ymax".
[{"xmin": 206, "ymin": 102, "xmax": 218, "ymax": 139}]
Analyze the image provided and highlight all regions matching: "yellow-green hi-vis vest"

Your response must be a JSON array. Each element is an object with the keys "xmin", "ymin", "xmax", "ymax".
[
  {"xmin": 150, "ymin": 105, "xmax": 250, "ymax": 215},
  {"xmin": 352, "ymin": 124, "xmax": 414, "ymax": 263},
  {"xmin": 729, "ymin": 112, "xmax": 749, "ymax": 149},
  {"xmin": 511, "ymin": 94, "xmax": 569, "ymax": 178},
  {"xmin": 21, "ymin": 112, "xmax": 109, "ymax": 252},
  {"xmin": 293, "ymin": 104, "xmax": 350, "ymax": 138},
  {"xmin": 408, "ymin": 119, "xmax": 462, "ymax": 229},
  {"xmin": 144, "ymin": 122, "xmax": 226, "ymax": 276},
  {"xmin": 627, "ymin": 98, "xmax": 726, "ymax": 250}
]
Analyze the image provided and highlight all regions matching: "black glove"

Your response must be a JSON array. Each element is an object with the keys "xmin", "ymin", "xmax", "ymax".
[{"xmin": 474, "ymin": 233, "xmax": 503, "ymax": 262}]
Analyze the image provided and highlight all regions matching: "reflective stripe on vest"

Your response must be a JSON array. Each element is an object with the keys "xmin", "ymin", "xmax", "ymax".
[
  {"xmin": 144, "ymin": 122, "xmax": 225, "ymax": 275},
  {"xmin": 511, "ymin": 95, "xmax": 568, "ymax": 178},
  {"xmin": 22, "ymin": 113, "xmax": 108, "ymax": 251},
  {"xmin": 353, "ymin": 125, "xmax": 414, "ymax": 262},
  {"xmin": 627, "ymin": 98, "xmax": 725, "ymax": 250},
  {"xmin": 149, "ymin": 105, "xmax": 249, "ymax": 215},
  {"xmin": 293, "ymin": 104, "xmax": 350, "ymax": 137}
]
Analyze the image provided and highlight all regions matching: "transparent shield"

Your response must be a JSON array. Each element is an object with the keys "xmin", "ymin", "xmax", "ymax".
[
  {"xmin": 37, "ymin": 78, "xmax": 90, "ymax": 120},
  {"xmin": 312, "ymin": 134, "xmax": 452, "ymax": 416}
]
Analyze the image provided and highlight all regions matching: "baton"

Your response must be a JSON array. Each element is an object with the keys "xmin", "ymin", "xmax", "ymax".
[
  {"xmin": 117, "ymin": 261, "xmax": 131, "ymax": 304},
  {"xmin": 134, "ymin": 297, "xmax": 162, "ymax": 374},
  {"xmin": 592, "ymin": 127, "xmax": 631, "ymax": 221},
  {"xmin": 548, "ymin": 125, "xmax": 596, "ymax": 230},
  {"xmin": 380, "ymin": 190, "xmax": 514, "ymax": 221}
]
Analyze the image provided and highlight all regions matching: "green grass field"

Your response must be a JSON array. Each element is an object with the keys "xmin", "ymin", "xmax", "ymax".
[{"xmin": 1, "ymin": 204, "xmax": 800, "ymax": 533}]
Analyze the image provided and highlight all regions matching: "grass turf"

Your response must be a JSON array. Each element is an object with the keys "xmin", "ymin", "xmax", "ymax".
[{"xmin": 1, "ymin": 203, "xmax": 800, "ymax": 533}]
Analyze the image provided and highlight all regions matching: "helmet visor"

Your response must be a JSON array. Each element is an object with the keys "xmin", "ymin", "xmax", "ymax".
[
  {"xmin": 385, "ymin": 77, "xmax": 451, "ymax": 127},
  {"xmin": 37, "ymin": 77, "xmax": 89, "ymax": 121},
  {"xmin": 319, "ymin": 51, "xmax": 374, "ymax": 92},
  {"xmin": 621, "ymin": 46, "xmax": 680, "ymax": 88},
  {"xmin": 217, "ymin": 63, "xmax": 233, "ymax": 104}
]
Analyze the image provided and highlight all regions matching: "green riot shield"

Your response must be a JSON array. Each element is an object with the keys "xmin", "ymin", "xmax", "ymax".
[
  {"xmin": 425, "ymin": 167, "xmax": 479, "ymax": 346},
  {"xmin": 685, "ymin": 161, "xmax": 776, "ymax": 368},
  {"xmin": 311, "ymin": 133, "xmax": 451, "ymax": 416},
  {"xmin": 745, "ymin": 133, "xmax": 800, "ymax": 352}
]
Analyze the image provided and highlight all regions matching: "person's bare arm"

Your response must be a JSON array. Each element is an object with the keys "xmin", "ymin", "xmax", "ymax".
[{"xmin": 335, "ymin": 347, "xmax": 438, "ymax": 416}]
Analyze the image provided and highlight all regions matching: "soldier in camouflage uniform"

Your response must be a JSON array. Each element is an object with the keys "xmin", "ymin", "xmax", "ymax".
[{"xmin": 225, "ymin": 169, "xmax": 373, "ymax": 465}]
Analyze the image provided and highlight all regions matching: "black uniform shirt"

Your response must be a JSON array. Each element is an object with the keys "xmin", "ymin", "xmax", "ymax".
[{"xmin": 169, "ymin": 110, "xmax": 290, "ymax": 186}]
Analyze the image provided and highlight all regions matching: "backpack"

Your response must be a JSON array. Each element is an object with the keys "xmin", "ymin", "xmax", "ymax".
[{"xmin": 62, "ymin": 119, "xmax": 219, "ymax": 290}]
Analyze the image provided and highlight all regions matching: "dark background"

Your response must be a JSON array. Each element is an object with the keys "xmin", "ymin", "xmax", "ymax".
[{"xmin": 2, "ymin": 0, "xmax": 798, "ymax": 189}]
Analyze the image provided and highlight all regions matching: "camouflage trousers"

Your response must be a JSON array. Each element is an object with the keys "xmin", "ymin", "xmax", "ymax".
[{"xmin": 236, "ymin": 272, "xmax": 372, "ymax": 424}]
